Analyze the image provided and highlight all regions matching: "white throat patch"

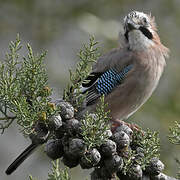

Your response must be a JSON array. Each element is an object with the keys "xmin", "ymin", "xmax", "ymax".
[{"xmin": 128, "ymin": 30, "xmax": 154, "ymax": 51}]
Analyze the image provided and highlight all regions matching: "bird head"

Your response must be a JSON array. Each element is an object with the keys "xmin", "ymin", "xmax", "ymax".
[
  {"xmin": 124, "ymin": 11, "xmax": 155, "ymax": 41},
  {"xmin": 123, "ymin": 11, "xmax": 169, "ymax": 57}
]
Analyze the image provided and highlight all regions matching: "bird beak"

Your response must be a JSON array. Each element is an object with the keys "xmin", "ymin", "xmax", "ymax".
[{"xmin": 126, "ymin": 18, "xmax": 140, "ymax": 32}]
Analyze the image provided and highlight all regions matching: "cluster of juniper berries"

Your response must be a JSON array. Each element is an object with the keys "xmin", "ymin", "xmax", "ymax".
[{"xmin": 27, "ymin": 99, "xmax": 173, "ymax": 180}]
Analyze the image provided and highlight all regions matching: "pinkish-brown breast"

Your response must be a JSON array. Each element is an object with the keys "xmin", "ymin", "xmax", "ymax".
[{"xmin": 104, "ymin": 48, "xmax": 166, "ymax": 121}]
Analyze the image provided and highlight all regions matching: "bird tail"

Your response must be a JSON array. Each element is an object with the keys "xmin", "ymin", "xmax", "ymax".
[{"xmin": 5, "ymin": 143, "xmax": 38, "ymax": 175}]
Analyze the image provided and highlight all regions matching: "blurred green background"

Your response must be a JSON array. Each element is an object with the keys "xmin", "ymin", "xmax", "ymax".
[{"xmin": 0, "ymin": 0, "xmax": 179, "ymax": 179}]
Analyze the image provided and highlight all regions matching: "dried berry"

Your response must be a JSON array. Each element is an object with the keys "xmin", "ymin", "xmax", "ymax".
[
  {"xmin": 146, "ymin": 157, "xmax": 164, "ymax": 175},
  {"xmin": 55, "ymin": 99, "xmax": 74, "ymax": 120},
  {"xmin": 80, "ymin": 148, "xmax": 101, "ymax": 169},
  {"xmin": 130, "ymin": 164, "xmax": 143, "ymax": 179},
  {"xmin": 104, "ymin": 154, "xmax": 124, "ymax": 174},
  {"xmin": 65, "ymin": 119, "xmax": 81, "ymax": 136},
  {"xmin": 64, "ymin": 138, "xmax": 85, "ymax": 158},
  {"xmin": 48, "ymin": 114, "xmax": 62, "ymax": 130},
  {"xmin": 91, "ymin": 167, "xmax": 116, "ymax": 180},
  {"xmin": 45, "ymin": 139, "xmax": 64, "ymax": 160},
  {"xmin": 62, "ymin": 154, "xmax": 79, "ymax": 168},
  {"xmin": 112, "ymin": 131, "xmax": 130, "ymax": 150},
  {"xmin": 153, "ymin": 173, "xmax": 167, "ymax": 180},
  {"xmin": 101, "ymin": 139, "xmax": 116, "ymax": 157},
  {"xmin": 29, "ymin": 121, "xmax": 49, "ymax": 145},
  {"xmin": 115, "ymin": 124, "xmax": 133, "ymax": 138},
  {"xmin": 105, "ymin": 129, "xmax": 113, "ymax": 138}
]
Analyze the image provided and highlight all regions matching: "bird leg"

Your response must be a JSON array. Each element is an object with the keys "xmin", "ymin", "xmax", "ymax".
[{"xmin": 111, "ymin": 119, "xmax": 140, "ymax": 132}]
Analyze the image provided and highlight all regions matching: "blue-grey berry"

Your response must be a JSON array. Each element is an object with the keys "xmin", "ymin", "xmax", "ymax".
[
  {"xmin": 64, "ymin": 138, "xmax": 85, "ymax": 158},
  {"xmin": 80, "ymin": 148, "xmax": 101, "ymax": 169},
  {"xmin": 105, "ymin": 130, "xmax": 113, "ymax": 138},
  {"xmin": 62, "ymin": 154, "xmax": 79, "ymax": 168},
  {"xmin": 55, "ymin": 99, "xmax": 74, "ymax": 120},
  {"xmin": 117, "ymin": 165, "xmax": 142, "ymax": 180},
  {"xmin": 146, "ymin": 157, "xmax": 164, "ymax": 175},
  {"xmin": 115, "ymin": 124, "xmax": 133, "ymax": 138},
  {"xmin": 101, "ymin": 140, "xmax": 116, "ymax": 157},
  {"xmin": 112, "ymin": 131, "xmax": 130, "ymax": 150},
  {"xmin": 135, "ymin": 147, "xmax": 145, "ymax": 161},
  {"xmin": 104, "ymin": 154, "xmax": 124, "ymax": 174},
  {"xmin": 65, "ymin": 119, "xmax": 81, "ymax": 136},
  {"xmin": 45, "ymin": 139, "xmax": 64, "ymax": 160},
  {"xmin": 48, "ymin": 114, "xmax": 62, "ymax": 130},
  {"xmin": 54, "ymin": 122, "xmax": 66, "ymax": 139},
  {"xmin": 136, "ymin": 147, "xmax": 144, "ymax": 156},
  {"xmin": 153, "ymin": 173, "xmax": 167, "ymax": 180},
  {"xmin": 130, "ymin": 164, "xmax": 143, "ymax": 179},
  {"xmin": 91, "ymin": 167, "xmax": 116, "ymax": 180},
  {"xmin": 88, "ymin": 113, "xmax": 97, "ymax": 119},
  {"xmin": 29, "ymin": 121, "xmax": 49, "ymax": 145}
]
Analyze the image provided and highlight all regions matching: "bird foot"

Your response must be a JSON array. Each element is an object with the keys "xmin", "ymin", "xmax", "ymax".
[{"xmin": 111, "ymin": 119, "xmax": 140, "ymax": 132}]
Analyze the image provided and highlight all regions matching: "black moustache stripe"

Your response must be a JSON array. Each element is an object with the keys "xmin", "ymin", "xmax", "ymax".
[
  {"xmin": 139, "ymin": 26, "xmax": 153, "ymax": 39},
  {"xmin": 124, "ymin": 26, "xmax": 153, "ymax": 41},
  {"xmin": 125, "ymin": 31, "xmax": 129, "ymax": 41}
]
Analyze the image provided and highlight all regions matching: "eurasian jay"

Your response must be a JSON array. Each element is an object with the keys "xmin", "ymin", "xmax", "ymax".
[{"xmin": 81, "ymin": 11, "xmax": 169, "ymax": 125}]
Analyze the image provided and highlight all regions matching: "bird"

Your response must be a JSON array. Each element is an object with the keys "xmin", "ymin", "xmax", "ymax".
[{"xmin": 80, "ymin": 11, "xmax": 169, "ymax": 126}]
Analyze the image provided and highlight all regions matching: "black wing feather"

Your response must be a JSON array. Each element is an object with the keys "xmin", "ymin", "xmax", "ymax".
[
  {"xmin": 81, "ymin": 64, "xmax": 133, "ymax": 106},
  {"xmin": 82, "ymin": 72, "xmax": 103, "ymax": 88}
]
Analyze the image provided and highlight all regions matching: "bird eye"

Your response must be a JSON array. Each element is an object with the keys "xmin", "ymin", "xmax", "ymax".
[{"xmin": 143, "ymin": 17, "xmax": 147, "ymax": 24}]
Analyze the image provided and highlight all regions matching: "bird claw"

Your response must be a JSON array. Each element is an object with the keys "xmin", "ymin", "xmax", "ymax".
[{"xmin": 111, "ymin": 119, "xmax": 141, "ymax": 132}]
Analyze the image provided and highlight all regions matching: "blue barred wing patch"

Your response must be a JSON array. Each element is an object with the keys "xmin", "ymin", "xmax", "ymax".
[{"xmin": 96, "ymin": 64, "xmax": 133, "ymax": 95}]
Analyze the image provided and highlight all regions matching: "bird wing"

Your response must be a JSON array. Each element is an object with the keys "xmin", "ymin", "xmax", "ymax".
[{"xmin": 81, "ymin": 48, "xmax": 134, "ymax": 106}]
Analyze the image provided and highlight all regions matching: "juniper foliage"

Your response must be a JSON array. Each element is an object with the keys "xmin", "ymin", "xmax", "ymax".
[
  {"xmin": 63, "ymin": 36, "xmax": 100, "ymax": 112},
  {"xmin": 48, "ymin": 160, "xmax": 71, "ymax": 180},
  {"xmin": 122, "ymin": 129, "xmax": 160, "ymax": 175},
  {"xmin": 169, "ymin": 121, "xmax": 180, "ymax": 178},
  {"xmin": 29, "ymin": 175, "xmax": 38, "ymax": 180},
  {"xmin": 0, "ymin": 35, "xmax": 57, "ymax": 135},
  {"xmin": 169, "ymin": 121, "xmax": 180, "ymax": 145},
  {"xmin": 81, "ymin": 96, "xmax": 111, "ymax": 150}
]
